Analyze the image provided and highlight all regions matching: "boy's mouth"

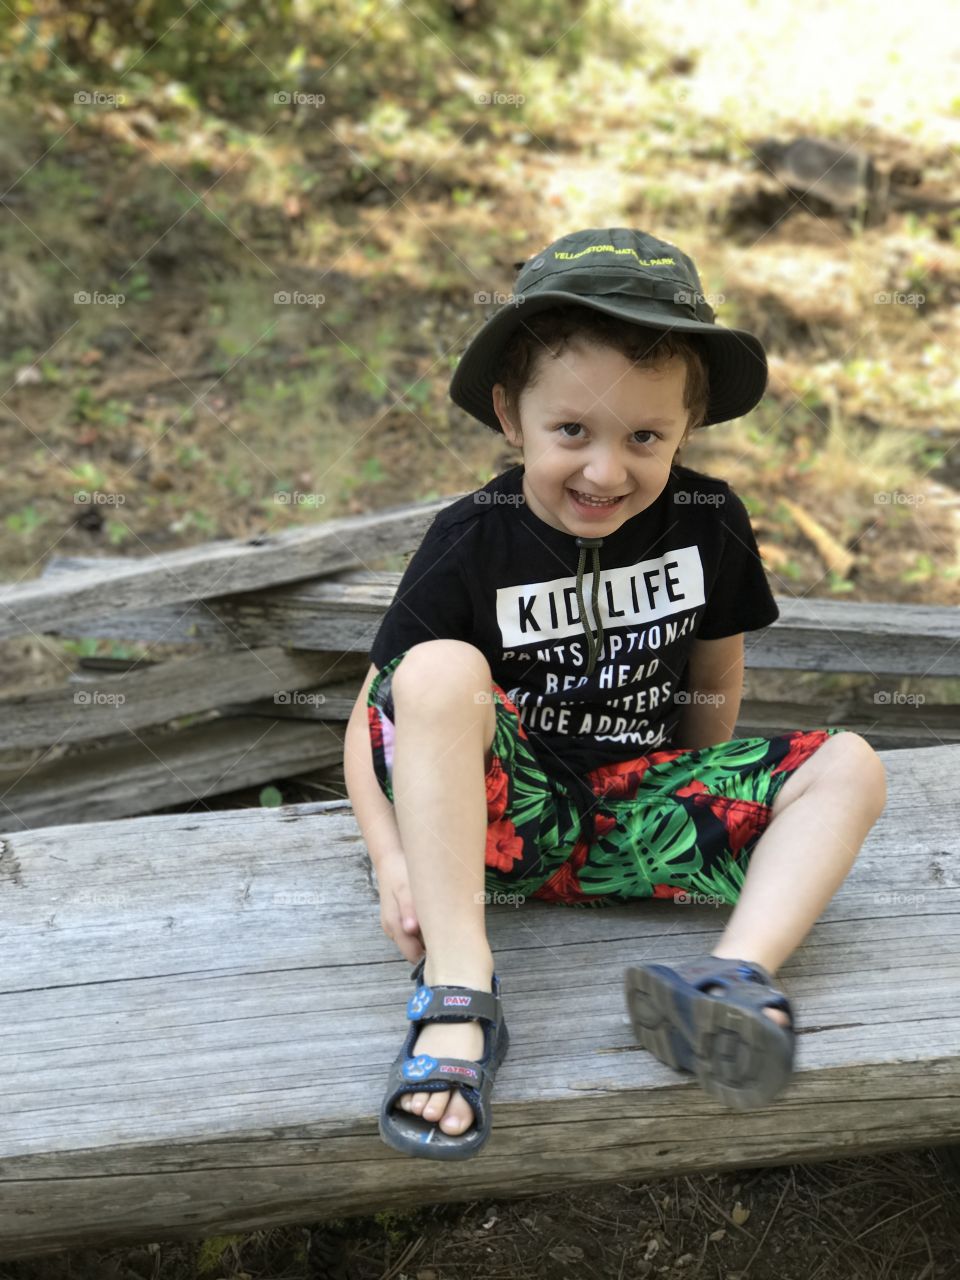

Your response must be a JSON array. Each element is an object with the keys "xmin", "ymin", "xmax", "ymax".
[{"xmin": 567, "ymin": 487, "xmax": 627, "ymax": 510}]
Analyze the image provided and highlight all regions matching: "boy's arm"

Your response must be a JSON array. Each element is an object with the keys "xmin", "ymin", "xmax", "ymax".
[
  {"xmin": 673, "ymin": 633, "xmax": 745, "ymax": 750},
  {"xmin": 343, "ymin": 663, "xmax": 406, "ymax": 871}
]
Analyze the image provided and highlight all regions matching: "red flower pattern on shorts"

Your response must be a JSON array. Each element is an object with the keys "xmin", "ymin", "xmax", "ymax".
[
  {"xmin": 772, "ymin": 729, "xmax": 832, "ymax": 777},
  {"xmin": 651, "ymin": 883, "xmax": 686, "ymax": 899},
  {"xmin": 368, "ymin": 705, "xmax": 384, "ymax": 753},
  {"xmin": 486, "ymin": 818, "xmax": 525, "ymax": 874},
  {"xmin": 588, "ymin": 749, "xmax": 688, "ymax": 801},
  {"xmin": 674, "ymin": 779, "xmax": 765, "ymax": 857},
  {"xmin": 485, "ymin": 757, "xmax": 509, "ymax": 822},
  {"xmin": 532, "ymin": 811, "xmax": 619, "ymax": 903}
]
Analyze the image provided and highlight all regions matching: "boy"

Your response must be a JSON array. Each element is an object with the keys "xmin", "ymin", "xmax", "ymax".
[{"xmin": 343, "ymin": 227, "xmax": 887, "ymax": 1161}]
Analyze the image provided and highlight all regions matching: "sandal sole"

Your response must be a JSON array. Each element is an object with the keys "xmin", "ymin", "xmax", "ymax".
[{"xmin": 624, "ymin": 963, "xmax": 794, "ymax": 1111}]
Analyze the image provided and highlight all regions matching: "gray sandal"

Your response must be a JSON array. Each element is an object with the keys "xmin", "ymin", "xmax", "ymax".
[
  {"xmin": 378, "ymin": 956, "xmax": 509, "ymax": 1160},
  {"xmin": 624, "ymin": 955, "xmax": 796, "ymax": 1110}
]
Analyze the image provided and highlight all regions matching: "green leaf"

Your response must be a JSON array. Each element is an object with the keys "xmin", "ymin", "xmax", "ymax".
[{"xmin": 259, "ymin": 785, "xmax": 283, "ymax": 808}]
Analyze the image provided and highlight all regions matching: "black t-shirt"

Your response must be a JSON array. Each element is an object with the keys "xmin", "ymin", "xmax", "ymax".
[{"xmin": 369, "ymin": 463, "xmax": 779, "ymax": 833}]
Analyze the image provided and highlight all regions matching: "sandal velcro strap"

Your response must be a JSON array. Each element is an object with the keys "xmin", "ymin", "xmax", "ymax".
[
  {"xmin": 399, "ymin": 1052, "xmax": 492, "ymax": 1091},
  {"xmin": 406, "ymin": 983, "xmax": 500, "ymax": 1025}
]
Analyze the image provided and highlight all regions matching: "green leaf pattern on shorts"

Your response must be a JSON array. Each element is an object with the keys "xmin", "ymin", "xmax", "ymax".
[{"xmin": 576, "ymin": 737, "xmax": 774, "ymax": 901}]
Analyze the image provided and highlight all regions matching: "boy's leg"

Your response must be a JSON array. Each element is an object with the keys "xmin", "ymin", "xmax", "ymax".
[
  {"xmin": 388, "ymin": 639, "xmax": 499, "ymax": 1134},
  {"xmin": 712, "ymin": 731, "xmax": 888, "ymax": 998}
]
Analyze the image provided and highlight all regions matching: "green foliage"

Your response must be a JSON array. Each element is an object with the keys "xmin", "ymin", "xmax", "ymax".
[
  {"xmin": 259, "ymin": 784, "xmax": 283, "ymax": 807},
  {"xmin": 5, "ymin": 504, "xmax": 47, "ymax": 535},
  {"xmin": 195, "ymin": 1232, "xmax": 244, "ymax": 1276},
  {"xmin": 62, "ymin": 637, "xmax": 101, "ymax": 659},
  {"xmin": 1, "ymin": 0, "xmax": 603, "ymax": 123}
]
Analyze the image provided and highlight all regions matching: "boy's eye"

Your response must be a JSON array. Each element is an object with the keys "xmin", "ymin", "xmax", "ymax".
[{"xmin": 556, "ymin": 422, "xmax": 658, "ymax": 444}]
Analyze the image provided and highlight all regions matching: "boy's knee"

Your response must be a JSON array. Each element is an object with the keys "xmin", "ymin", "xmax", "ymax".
[
  {"xmin": 392, "ymin": 640, "xmax": 492, "ymax": 703},
  {"xmin": 828, "ymin": 732, "xmax": 887, "ymax": 811}
]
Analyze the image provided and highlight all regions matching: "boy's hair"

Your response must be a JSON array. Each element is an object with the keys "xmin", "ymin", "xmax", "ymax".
[{"xmin": 494, "ymin": 304, "xmax": 710, "ymax": 465}]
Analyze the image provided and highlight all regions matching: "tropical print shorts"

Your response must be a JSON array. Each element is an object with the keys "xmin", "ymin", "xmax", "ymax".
[{"xmin": 367, "ymin": 649, "xmax": 845, "ymax": 909}]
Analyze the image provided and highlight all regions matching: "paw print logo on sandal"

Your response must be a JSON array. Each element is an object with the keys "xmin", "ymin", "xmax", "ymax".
[
  {"xmin": 407, "ymin": 985, "xmax": 432, "ymax": 1018},
  {"xmin": 402, "ymin": 1053, "xmax": 438, "ymax": 1081}
]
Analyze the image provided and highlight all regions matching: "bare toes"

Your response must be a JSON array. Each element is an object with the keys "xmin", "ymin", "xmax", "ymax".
[
  {"xmin": 421, "ymin": 1090, "xmax": 450, "ymax": 1121},
  {"xmin": 441, "ymin": 1093, "xmax": 476, "ymax": 1134},
  {"xmin": 763, "ymin": 1007, "xmax": 790, "ymax": 1028}
]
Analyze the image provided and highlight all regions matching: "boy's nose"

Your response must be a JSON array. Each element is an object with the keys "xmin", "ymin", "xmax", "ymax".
[{"xmin": 580, "ymin": 454, "xmax": 630, "ymax": 490}]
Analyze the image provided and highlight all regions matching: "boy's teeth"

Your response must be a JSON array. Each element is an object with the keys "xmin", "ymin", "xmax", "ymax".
[{"xmin": 573, "ymin": 490, "xmax": 619, "ymax": 506}]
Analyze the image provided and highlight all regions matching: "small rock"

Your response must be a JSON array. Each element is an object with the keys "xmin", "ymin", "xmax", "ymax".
[{"xmin": 548, "ymin": 1244, "xmax": 584, "ymax": 1263}]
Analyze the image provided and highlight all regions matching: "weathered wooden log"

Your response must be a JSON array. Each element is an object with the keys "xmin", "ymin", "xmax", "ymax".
[
  {"xmin": 34, "ymin": 557, "xmax": 960, "ymax": 677},
  {"xmin": 0, "ymin": 717, "xmax": 345, "ymax": 828},
  {"xmin": 0, "ymin": 743, "xmax": 958, "ymax": 1258},
  {"xmin": 0, "ymin": 498, "xmax": 451, "ymax": 641},
  {"xmin": 0, "ymin": 648, "xmax": 366, "ymax": 750}
]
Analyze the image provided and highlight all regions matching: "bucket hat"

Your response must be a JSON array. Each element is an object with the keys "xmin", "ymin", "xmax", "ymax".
[{"xmin": 449, "ymin": 227, "xmax": 767, "ymax": 431}]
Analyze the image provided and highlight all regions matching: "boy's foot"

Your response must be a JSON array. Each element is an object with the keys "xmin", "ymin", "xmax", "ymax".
[
  {"xmin": 701, "ymin": 982, "xmax": 790, "ymax": 1028},
  {"xmin": 704, "ymin": 955, "xmax": 790, "ymax": 1027},
  {"xmin": 395, "ymin": 959, "xmax": 493, "ymax": 1136}
]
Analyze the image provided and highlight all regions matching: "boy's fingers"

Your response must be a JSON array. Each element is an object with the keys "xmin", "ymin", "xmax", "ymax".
[{"xmin": 395, "ymin": 891, "xmax": 419, "ymax": 933}]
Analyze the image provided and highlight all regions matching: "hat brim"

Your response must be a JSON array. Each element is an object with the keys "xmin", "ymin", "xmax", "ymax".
[{"xmin": 449, "ymin": 291, "xmax": 768, "ymax": 431}]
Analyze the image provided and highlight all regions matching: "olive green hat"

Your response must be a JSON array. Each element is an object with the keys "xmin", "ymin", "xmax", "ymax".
[{"xmin": 449, "ymin": 227, "xmax": 768, "ymax": 431}]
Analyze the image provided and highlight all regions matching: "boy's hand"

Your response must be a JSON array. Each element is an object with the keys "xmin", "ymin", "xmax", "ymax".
[{"xmin": 375, "ymin": 849, "xmax": 425, "ymax": 965}]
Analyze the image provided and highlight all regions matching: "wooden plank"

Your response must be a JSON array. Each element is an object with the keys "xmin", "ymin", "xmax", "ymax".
[
  {"xmin": 35, "ymin": 557, "xmax": 960, "ymax": 677},
  {"xmin": 0, "ymin": 717, "xmax": 345, "ymax": 830},
  {"xmin": 0, "ymin": 499, "xmax": 450, "ymax": 641},
  {"xmin": 0, "ymin": 648, "xmax": 367, "ymax": 750},
  {"xmin": 0, "ymin": 683, "xmax": 942, "ymax": 835},
  {"xmin": 221, "ymin": 688, "xmax": 960, "ymax": 748},
  {"xmin": 0, "ymin": 746, "xmax": 957, "ymax": 1258}
]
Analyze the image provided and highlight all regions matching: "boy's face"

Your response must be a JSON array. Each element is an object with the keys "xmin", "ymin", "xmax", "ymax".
[{"xmin": 492, "ymin": 339, "xmax": 691, "ymax": 537}]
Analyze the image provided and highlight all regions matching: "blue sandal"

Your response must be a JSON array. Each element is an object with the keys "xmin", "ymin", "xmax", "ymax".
[
  {"xmin": 624, "ymin": 955, "xmax": 796, "ymax": 1110},
  {"xmin": 378, "ymin": 956, "xmax": 510, "ymax": 1160}
]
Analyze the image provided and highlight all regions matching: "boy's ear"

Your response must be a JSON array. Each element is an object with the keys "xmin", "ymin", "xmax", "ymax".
[{"xmin": 492, "ymin": 383, "xmax": 522, "ymax": 446}]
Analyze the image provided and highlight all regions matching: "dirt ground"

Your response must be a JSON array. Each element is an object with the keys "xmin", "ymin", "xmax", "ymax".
[{"xmin": 1, "ymin": 1148, "xmax": 958, "ymax": 1279}]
